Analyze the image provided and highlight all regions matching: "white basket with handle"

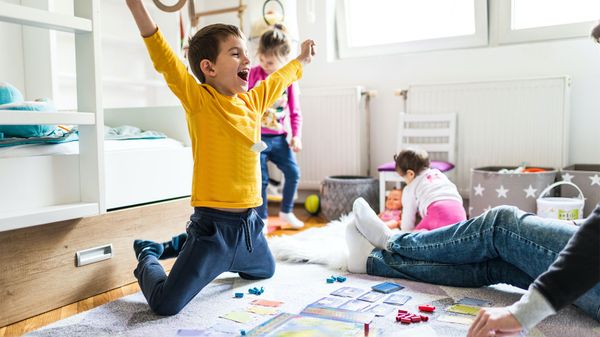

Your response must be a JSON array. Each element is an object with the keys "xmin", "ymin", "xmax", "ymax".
[{"xmin": 536, "ymin": 181, "xmax": 584, "ymax": 220}]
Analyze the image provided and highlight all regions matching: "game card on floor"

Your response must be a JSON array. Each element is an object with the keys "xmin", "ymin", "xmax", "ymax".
[
  {"xmin": 446, "ymin": 304, "xmax": 480, "ymax": 316},
  {"xmin": 330, "ymin": 286, "xmax": 365, "ymax": 298},
  {"xmin": 363, "ymin": 303, "xmax": 396, "ymax": 316},
  {"xmin": 309, "ymin": 296, "xmax": 347, "ymax": 308},
  {"xmin": 338, "ymin": 299, "xmax": 371, "ymax": 311},
  {"xmin": 457, "ymin": 297, "xmax": 492, "ymax": 307},
  {"xmin": 357, "ymin": 291, "xmax": 386, "ymax": 302},
  {"xmin": 383, "ymin": 294, "xmax": 411, "ymax": 306}
]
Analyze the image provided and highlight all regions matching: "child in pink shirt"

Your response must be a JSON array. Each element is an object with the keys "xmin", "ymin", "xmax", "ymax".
[{"xmin": 394, "ymin": 148, "xmax": 466, "ymax": 231}]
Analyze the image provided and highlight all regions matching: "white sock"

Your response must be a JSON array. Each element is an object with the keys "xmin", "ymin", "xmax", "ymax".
[
  {"xmin": 279, "ymin": 212, "xmax": 304, "ymax": 229},
  {"xmin": 345, "ymin": 216, "xmax": 374, "ymax": 274},
  {"xmin": 353, "ymin": 197, "xmax": 393, "ymax": 250}
]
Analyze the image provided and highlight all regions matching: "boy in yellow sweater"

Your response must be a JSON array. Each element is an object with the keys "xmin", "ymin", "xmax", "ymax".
[{"xmin": 126, "ymin": 0, "xmax": 315, "ymax": 315}]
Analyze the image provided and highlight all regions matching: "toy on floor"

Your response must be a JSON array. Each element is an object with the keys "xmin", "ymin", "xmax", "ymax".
[
  {"xmin": 395, "ymin": 309, "xmax": 430, "ymax": 324},
  {"xmin": 305, "ymin": 194, "xmax": 320, "ymax": 215},
  {"xmin": 371, "ymin": 281, "xmax": 404, "ymax": 293},
  {"xmin": 378, "ymin": 188, "xmax": 402, "ymax": 229}
]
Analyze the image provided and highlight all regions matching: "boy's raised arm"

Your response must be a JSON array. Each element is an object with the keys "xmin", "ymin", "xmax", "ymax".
[
  {"xmin": 126, "ymin": 0, "xmax": 199, "ymax": 110},
  {"xmin": 126, "ymin": 0, "xmax": 158, "ymax": 37}
]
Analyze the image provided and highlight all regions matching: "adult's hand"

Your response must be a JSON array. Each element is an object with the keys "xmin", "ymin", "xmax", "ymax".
[{"xmin": 467, "ymin": 307, "xmax": 523, "ymax": 337}]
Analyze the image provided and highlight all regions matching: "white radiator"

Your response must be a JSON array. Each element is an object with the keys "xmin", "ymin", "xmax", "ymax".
[
  {"xmin": 405, "ymin": 76, "xmax": 570, "ymax": 196},
  {"xmin": 296, "ymin": 86, "xmax": 369, "ymax": 189}
]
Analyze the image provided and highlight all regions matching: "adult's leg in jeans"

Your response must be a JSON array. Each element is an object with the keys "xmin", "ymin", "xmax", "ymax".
[
  {"xmin": 369, "ymin": 251, "xmax": 534, "ymax": 289},
  {"xmin": 268, "ymin": 135, "xmax": 300, "ymax": 214},
  {"xmin": 256, "ymin": 147, "xmax": 271, "ymax": 220},
  {"xmin": 134, "ymin": 220, "xmax": 230, "ymax": 316},
  {"xmin": 386, "ymin": 206, "xmax": 575, "ymax": 278},
  {"xmin": 375, "ymin": 206, "xmax": 600, "ymax": 320}
]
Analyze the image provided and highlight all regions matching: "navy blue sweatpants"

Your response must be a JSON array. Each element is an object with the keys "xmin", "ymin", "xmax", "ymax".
[{"xmin": 134, "ymin": 207, "xmax": 274, "ymax": 315}]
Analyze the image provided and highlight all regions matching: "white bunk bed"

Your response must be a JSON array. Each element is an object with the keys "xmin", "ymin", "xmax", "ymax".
[
  {"xmin": 0, "ymin": 105, "xmax": 193, "ymax": 231},
  {"xmin": 0, "ymin": 0, "xmax": 103, "ymax": 232},
  {"xmin": 0, "ymin": 1, "xmax": 192, "ymax": 232}
]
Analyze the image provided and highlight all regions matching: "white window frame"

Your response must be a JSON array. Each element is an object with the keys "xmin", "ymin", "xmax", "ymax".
[
  {"xmin": 335, "ymin": 0, "xmax": 488, "ymax": 59},
  {"xmin": 497, "ymin": 0, "xmax": 598, "ymax": 45}
]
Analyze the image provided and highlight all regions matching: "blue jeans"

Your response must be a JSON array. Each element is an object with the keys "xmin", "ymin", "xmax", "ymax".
[
  {"xmin": 134, "ymin": 207, "xmax": 274, "ymax": 315},
  {"xmin": 256, "ymin": 134, "xmax": 300, "ymax": 219},
  {"xmin": 368, "ymin": 206, "xmax": 600, "ymax": 321}
]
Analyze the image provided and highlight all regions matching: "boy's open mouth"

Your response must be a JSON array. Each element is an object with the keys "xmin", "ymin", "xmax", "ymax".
[{"xmin": 237, "ymin": 70, "xmax": 249, "ymax": 81}]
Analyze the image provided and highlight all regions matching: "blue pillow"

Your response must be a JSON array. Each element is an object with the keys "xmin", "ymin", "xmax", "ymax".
[
  {"xmin": 0, "ymin": 101, "xmax": 56, "ymax": 138},
  {"xmin": 0, "ymin": 82, "xmax": 24, "ymax": 105}
]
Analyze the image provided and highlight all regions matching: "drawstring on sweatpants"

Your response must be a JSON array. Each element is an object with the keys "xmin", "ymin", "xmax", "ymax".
[{"xmin": 241, "ymin": 218, "xmax": 253, "ymax": 253}]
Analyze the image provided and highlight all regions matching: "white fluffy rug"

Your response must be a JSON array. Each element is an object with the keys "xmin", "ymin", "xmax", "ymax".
[{"xmin": 267, "ymin": 213, "xmax": 353, "ymax": 271}]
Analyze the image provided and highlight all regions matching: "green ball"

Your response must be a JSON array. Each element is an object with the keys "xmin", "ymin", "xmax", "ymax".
[{"xmin": 305, "ymin": 194, "xmax": 320, "ymax": 215}]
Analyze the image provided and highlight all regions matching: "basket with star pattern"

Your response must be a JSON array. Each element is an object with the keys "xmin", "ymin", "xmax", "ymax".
[
  {"xmin": 469, "ymin": 166, "xmax": 558, "ymax": 218},
  {"xmin": 560, "ymin": 164, "xmax": 600, "ymax": 217}
]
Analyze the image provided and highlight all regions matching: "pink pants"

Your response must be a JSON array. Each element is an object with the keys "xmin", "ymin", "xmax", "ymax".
[{"xmin": 415, "ymin": 200, "xmax": 466, "ymax": 231}]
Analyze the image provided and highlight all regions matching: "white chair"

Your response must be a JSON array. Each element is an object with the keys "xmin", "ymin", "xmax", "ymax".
[{"xmin": 378, "ymin": 112, "xmax": 457, "ymax": 212}]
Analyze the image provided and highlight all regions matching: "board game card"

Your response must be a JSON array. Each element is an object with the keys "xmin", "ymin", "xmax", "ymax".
[
  {"xmin": 330, "ymin": 286, "xmax": 365, "ymax": 298},
  {"xmin": 338, "ymin": 299, "xmax": 371, "ymax": 311},
  {"xmin": 383, "ymin": 294, "xmax": 412, "ymax": 305},
  {"xmin": 371, "ymin": 282, "xmax": 405, "ymax": 293},
  {"xmin": 357, "ymin": 291, "xmax": 386, "ymax": 302}
]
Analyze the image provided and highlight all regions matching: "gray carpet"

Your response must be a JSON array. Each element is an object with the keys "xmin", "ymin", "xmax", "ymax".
[{"xmin": 24, "ymin": 262, "xmax": 600, "ymax": 337}]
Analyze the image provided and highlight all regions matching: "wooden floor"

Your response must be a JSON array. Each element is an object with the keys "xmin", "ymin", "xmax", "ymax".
[{"xmin": 0, "ymin": 206, "xmax": 326, "ymax": 337}]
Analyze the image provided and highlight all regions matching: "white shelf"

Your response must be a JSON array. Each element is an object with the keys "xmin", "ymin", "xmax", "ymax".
[
  {"xmin": 0, "ymin": 203, "xmax": 99, "ymax": 233},
  {"xmin": 0, "ymin": 110, "xmax": 95, "ymax": 125},
  {"xmin": 0, "ymin": 2, "xmax": 92, "ymax": 33}
]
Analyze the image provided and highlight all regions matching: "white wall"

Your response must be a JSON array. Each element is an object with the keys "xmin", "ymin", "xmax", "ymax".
[{"xmin": 293, "ymin": 0, "xmax": 600, "ymax": 176}]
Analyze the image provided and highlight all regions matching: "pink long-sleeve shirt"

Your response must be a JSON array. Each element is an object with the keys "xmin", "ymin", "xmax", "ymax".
[{"xmin": 248, "ymin": 65, "xmax": 302, "ymax": 137}]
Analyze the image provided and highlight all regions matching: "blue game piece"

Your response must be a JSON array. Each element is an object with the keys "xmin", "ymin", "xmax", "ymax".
[
  {"xmin": 326, "ymin": 277, "xmax": 335, "ymax": 283},
  {"xmin": 241, "ymin": 329, "xmax": 246, "ymax": 336},
  {"xmin": 336, "ymin": 276, "xmax": 347, "ymax": 282},
  {"xmin": 235, "ymin": 292, "xmax": 244, "ymax": 298}
]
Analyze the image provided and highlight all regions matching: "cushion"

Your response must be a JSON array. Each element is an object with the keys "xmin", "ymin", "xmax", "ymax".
[
  {"xmin": 0, "ymin": 101, "xmax": 56, "ymax": 138},
  {"xmin": 0, "ymin": 82, "xmax": 24, "ymax": 105},
  {"xmin": 377, "ymin": 160, "xmax": 455, "ymax": 173}
]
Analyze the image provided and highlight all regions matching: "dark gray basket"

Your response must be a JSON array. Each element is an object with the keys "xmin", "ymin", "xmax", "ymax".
[{"xmin": 320, "ymin": 176, "xmax": 379, "ymax": 221}]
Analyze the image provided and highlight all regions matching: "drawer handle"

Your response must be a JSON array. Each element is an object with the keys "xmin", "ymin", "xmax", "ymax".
[{"xmin": 75, "ymin": 244, "xmax": 113, "ymax": 267}]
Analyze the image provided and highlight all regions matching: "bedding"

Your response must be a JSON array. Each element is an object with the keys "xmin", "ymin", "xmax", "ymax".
[{"xmin": 0, "ymin": 137, "xmax": 184, "ymax": 158}]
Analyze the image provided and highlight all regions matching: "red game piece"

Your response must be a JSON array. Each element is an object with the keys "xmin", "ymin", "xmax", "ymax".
[
  {"xmin": 400, "ymin": 318, "xmax": 412, "ymax": 324},
  {"xmin": 364, "ymin": 323, "xmax": 369, "ymax": 336},
  {"xmin": 411, "ymin": 316, "xmax": 421, "ymax": 323},
  {"xmin": 418, "ymin": 305, "xmax": 436, "ymax": 312},
  {"xmin": 398, "ymin": 309, "xmax": 408, "ymax": 314},
  {"xmin": 420, "ymin": 315, "xmax": 429, "ymax": 322}
]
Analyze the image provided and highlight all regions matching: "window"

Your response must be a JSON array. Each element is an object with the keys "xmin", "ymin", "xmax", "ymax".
[
  {"xmin": 336, "ymin": 0, "xmax": 488, "ymax": 58},
  {"xmin": 498, "ymin": 0, "xmax": 600, "ymax": 44}
]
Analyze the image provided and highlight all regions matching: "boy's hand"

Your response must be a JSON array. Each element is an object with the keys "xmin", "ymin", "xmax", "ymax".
[
  {"xmin": 126, "ymin": 0, "xmax": 158, "ymax": 38},
  {"xmin": 296, "ymin": 39, "xmax": 316, "ymax": 66}
]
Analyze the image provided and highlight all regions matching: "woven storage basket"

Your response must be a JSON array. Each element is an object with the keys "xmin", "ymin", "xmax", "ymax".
[{"xmin": 320, "ymin": 176, "xmax": 379, "ymax": 221}]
